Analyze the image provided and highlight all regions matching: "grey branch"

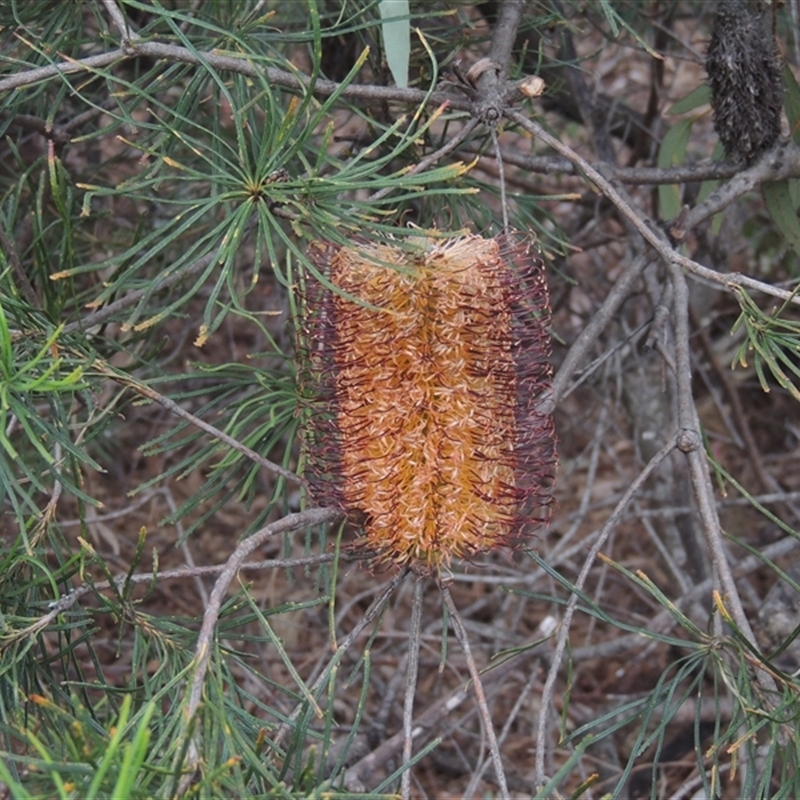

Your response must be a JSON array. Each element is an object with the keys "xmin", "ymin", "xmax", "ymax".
[
  {"xmin": 488, "ymin": 0, "xmax": 526, "ymax": 73},
  {"xmin": 0, "ymin": 40, "xmax": 466, "ymax": 110},
  {"xmin": 178, "ymin": 507, "xmax": 344, "ymax": 789},
  {"xmin": 96, "ymin": 361, "xmax": 307, "ymax": 487},
  {"xmin": 505, "ymin": 109, "xmax": 800, "ymax": 307}
]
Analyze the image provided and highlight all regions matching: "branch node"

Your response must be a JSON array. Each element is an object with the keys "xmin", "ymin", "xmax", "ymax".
[
  {"xmin": 677, "ymin": 428, "xmax": 701, "ymax": 453},
  {"xmin": 474, "ymin": 102, "xmax": 501, "ymax": 124}
]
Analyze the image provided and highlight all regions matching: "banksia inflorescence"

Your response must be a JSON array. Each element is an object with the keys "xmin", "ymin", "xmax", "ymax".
[
  {"xmin": 706, "ymin": 0, "xmax": 783, "ymax": 163},
  {"xmin": 297, "ymin": 233, "xmax": 556, "ymax": 572}
]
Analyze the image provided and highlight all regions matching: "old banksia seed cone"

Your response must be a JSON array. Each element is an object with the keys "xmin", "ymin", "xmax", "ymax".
[
  {"xmin": 297, "ymin": 234, "xmax": 556, "ymax": 571},
  {"xmin": 706, "ymin": 0, "xmax": 783, "ymax": 163}
]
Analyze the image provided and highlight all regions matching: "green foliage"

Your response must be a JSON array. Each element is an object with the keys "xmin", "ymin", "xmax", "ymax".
[
  {"xmin": 0, "ymin": 298, "xmax": 101, "ymax": 529},
  {"xmin": 783, "ymin": 64, "xmax": 800, "ymax": 146},
  {"xmin": 378, "ymin": 0, "xmax": 411, "ymax": 89},
  {"xmin": 658, "ymin": 117, "xmax": 694, "ymax": 221},
  {"xmin": 762, "ymin": 68, "xmax": 800, "ymax": 260},
  {"xmin": 0, "ymin": 0, "xmax": 528, "ymax": 795},
  {"xmin": 0, "ymin": 695, "xmax": 155, "ymax": 800},
  {"xmin": 659, "ymin": 86, "xmax": 715, "ymax": 223},
  {"xmin": 763, "ymin": 178, "xmax": 800, "ymax": 261},
  {"xmin": 732, "ymin": 286, "xmax": 800, "ymax": 402},
  {"xmin": 523, "ymin": 553, "xmax": 800, "ymax": 799},
  {"xmin": 1, "ymin": 0, "xmax": 800, "ymax": 797}
]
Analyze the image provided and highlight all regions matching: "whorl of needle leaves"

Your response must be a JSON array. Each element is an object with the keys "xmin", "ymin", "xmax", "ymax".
[
  {"xmin": 706, "ymin": 0, "xmax": 783, "ymax": 163},
  {"xmin": 298, "ymin": 234, "xmax": 556, "ymax": 571}
]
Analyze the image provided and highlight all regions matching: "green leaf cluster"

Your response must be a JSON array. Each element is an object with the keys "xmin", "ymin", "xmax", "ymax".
[
  {"xmin": 3, "ymin": 1, "xmax": 799, "ymax": 797},
  {"xmin": 732, "ymin": 286, "xmax": 800, "ymax": 402},
  {"xmin": 0, "ymin": 0, "xmax": 546, "ymax": 795}
]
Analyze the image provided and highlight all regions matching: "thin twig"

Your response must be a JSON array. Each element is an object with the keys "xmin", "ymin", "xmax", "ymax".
[
  {"xmin": 177, "ymin": 507, "xmax": 342, "ymax": 792},
  {"xmin": 550, "ymin": 252, "xmax": 652, "ymax": 407},
  {"xmin": 184, "ymin": 507, "xmax": 341, "ymax": 719},
  {"xmin": 368, "ymin": 117, "xmax": 479, "ymax": 202},
  {"xmin": 342, "ymin": 629, "xmax": 544, "ymax": 793},
  {"xmin": 401, "ymin": 577, "xmax": 425, "ymax": 800},
  {"xmin": 534, "ymin": 436, "xmax": 678, "ymax": 789},
  {"xmin": 4, "ymin": 114, "xmax": 70, "ymax": 146},
  {"xmin": 94, "ymin": 361, "xmax": 306, "ymax": 487},
  {"xmin": 18, "ymin": 552, "xmax": 340, "ymax": 644},
  {"xmin": 100, "ymin": 0, "xmax": 140, "ymax": 43},
  {"xmin": 62, "ymin": 248, "xmax": 220, "ymax": 335},
  {"xmin": 274, "ymin": 567, "xmax": 409, "ymax": 776},
  {"xmin": 570, "ymin": 534, "xmax": 800, "ymax": 663},
  {"xmin": 505, "ymin": 109, "xmax": 800, "ymax": 307},
  {"xmin": 30, "ymin": 441, "xmax": 65, "ymax": 550},
  {"xmin": 686, "ymin": 442, "xmax": 778, "ymax": 698},
  {"xmin": 0, "ymin": 219, "xmax": 38, "ymax": 308},
  {"xmin": 67, "ymin": 205, "xmax": 259, "ymax": 333},
  {"xmin": 662, "ymin": 252, "xmax": 774, "ymax": 684},
  {"xmin": 466, "ymin": 145, "xmax": 745, "ymax": 184},
  {"xmin": 465, "ymin": 664, "xmax": 539, "ymax": 798},
  {"xmin": 680, "ymin": 140, "xmax": 795, "ymax": 235},
  {"xmin": 491, "ymin": 126, "xmax": 509, "ymax": 232},
  {"xmin": 58, "ymin": 489, "xmax": 158, "ymax": 527},
  {"xmin": 487, "ymin": 0, "xmax": 525, "ymax": 72},
  {"xmin": 440, "ymin": 581, "xmax": 509, "ymax": 800},
  {"xmin": 0, "ymin": 40, "xmax": 464, "ymax": 110},
  {"xmin": 662, "ymin": 255, "xmax": 694, "ymax": 440},
  {"xmin": 163, "ymin": 486, "xmax": 209, "ymax": 606}
]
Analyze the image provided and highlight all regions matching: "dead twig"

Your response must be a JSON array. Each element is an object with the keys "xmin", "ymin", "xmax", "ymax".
[
  {"xmin": 15, "ymin": 552, "xmax": 339, "ymax": 644},
  {"xmin": 441, "ymin": 581, "xmax": 510, "ymax": 800},
  {"xmin": 505, "ymin": 109, "xmax": 800, "ymax": 307},
  {"xmin": 534, "ymin": 436, "xmax": 678, "ymax": 788},
  {"xmin": 401, "ymin": 577, "xmax": 425, "ymax": 800},
  {"xmin": 94, "ymin": 360, "xmax": 306, "ymax": 487},
  {"xmin": 0, "ymin": 40, "xmax": 465, "ymax": 110},
  {"xmin": 178, "ymin": 507, "xmax": 343, "ymax": 792},
  {"xmin": 99, "ymin": 0, "xmax": 140, "ymax": 44}
]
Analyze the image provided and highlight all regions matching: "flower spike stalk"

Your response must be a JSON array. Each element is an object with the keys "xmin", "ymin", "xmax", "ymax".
[{"xmin": 298, "ymin": 233, "xmax": 556, "ymax": 571}]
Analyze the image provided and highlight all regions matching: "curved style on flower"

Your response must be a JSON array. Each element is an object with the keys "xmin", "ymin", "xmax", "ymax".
[{"xmin": 297, "ymin": 233, "xmax": 556, "ymax": 571}]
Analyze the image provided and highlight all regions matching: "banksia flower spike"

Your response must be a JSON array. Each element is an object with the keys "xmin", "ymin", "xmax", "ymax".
[{"xmin": 297, "ymin": 233, "xmax": 556, "ymax": 572}]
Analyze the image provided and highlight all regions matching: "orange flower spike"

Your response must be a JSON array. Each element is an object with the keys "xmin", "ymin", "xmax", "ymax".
[{"xmin": 299, "ymin": 234, "xmax": 556, "ymax": 571}]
